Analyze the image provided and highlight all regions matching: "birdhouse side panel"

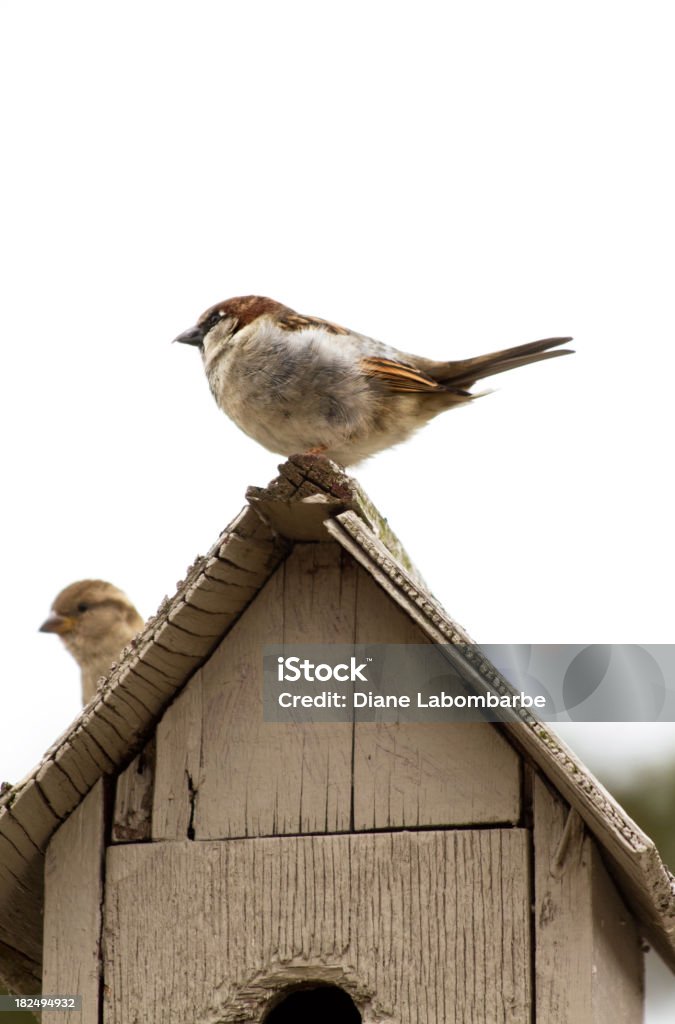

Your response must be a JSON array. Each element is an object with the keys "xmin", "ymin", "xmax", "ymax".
[
  {"xmin": 590, "ymin": 834, "xmax": 644, "ymax": 1020},
  {"xmin": 533, "ymin": 774, "xmax": 643, "ymax": 1022},
  {"xmin": 42, "ymin": 780, "xmax": 105, "ymax": 1024}
]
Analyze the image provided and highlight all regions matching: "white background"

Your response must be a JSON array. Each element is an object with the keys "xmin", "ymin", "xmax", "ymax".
[{"xmin": 1, "ymin": 2, "xmax": 673, "ymax": 1017}]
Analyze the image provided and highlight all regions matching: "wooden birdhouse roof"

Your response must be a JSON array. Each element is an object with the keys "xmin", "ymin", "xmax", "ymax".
[{"xmin": 1, "ymin": 454, "xmax": 674, "ymax": 996}]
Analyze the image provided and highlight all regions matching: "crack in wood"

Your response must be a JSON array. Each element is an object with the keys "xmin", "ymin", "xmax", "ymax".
[{"xmin": 186, "ymin": 771, "xmax": 197, "ymax": 841}]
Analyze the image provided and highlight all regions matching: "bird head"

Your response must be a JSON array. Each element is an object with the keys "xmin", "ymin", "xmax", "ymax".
[
  {"xmin": 40, "ymin": 579, "xmax": 143, "ymax": 667},
  {"xmin": 173, "ymin": 296, "xmax": 291, "ymax": 367}
]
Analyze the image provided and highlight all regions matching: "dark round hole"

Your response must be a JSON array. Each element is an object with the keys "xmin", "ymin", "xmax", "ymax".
[{"xmin": 263, "ymin": 984, "xmax": 361, "ymax": 1023}]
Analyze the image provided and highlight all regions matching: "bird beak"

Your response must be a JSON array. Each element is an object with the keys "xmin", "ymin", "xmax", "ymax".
[
  {"xmin": 39, "ymin": 612, "xmax": 75, "ymax": 635},
  {"xmin": 172, "ymin": 325, "xmax": 204, "ymax": 347}
]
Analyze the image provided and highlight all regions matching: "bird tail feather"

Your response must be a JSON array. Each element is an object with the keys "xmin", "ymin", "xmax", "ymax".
[{"xmin": 437, "ymin": 337, "xmax": 574, "ymax": 389}]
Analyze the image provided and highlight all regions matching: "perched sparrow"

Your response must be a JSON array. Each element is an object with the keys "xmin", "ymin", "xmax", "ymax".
[
  {"xmin": 174, "ymin": 295, "xmax": 573, "ymax": 466},
  {"xmin": 40, "ymin": 580, "xmax": 144, "ymax": 705}
]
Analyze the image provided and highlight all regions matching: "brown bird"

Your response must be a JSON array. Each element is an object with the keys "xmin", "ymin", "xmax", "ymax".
[
  {"xmin": 174, "ymin": 295, "xmax": 573, "ymax": 465},
  {"xmin": 40, "ymin": 580, "xmax": 144, "ymax": 705}
]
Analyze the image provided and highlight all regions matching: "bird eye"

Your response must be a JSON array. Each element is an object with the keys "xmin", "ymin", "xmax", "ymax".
[
  {"xmin": 203, "ymin": 309, "xmax": 229, "ymax": 333},
  {"xmin": 77, "ymin": 602, "xmax": 90, "ymax": 613}
]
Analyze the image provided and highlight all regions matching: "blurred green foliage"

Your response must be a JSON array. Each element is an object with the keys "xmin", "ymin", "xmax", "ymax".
[{"xmin": 614, "ymin": 763, "xmax": 675, "ymax": 870}]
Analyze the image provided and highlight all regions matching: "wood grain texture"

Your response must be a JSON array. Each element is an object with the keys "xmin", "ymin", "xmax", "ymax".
[
  {"xmin": 152, "ymin": 674, "xmax": 202, "ymax": 841},
  {"xmin": 35, "ymin": 763, "xmax": 82, "ymax": 820},
  {"xmin": 104, "ymin": 830, "xmax": 531, "ymax": 1023},
  {"xmin": 353, "ymin": 569, "xmax": 521, "ymax": 828},
  {"xmin": 0, "ymin": 841, "xmax": 43, "ymax": 966},
  {"xmin": 254, "ymin": 453, "xmax": 429, "ymax": 588},
  {"xmin": 201, "ymin": 541, "xmax": 354, "ymax": 838},
  {"xmin": 7, "ymin": 781, "xmax": 59, "ymax": 850},
  {"xmin": 43, "ymin": 781, "xmax": 104, "ymax": 1024},
  {"xmin": 112, "ymin": 739, "xmax": 155, "ymax": 843},
  {"xmin": 154, "ymin": 544, "xmax": 355, "ymax": 840},
  {"xmin": 533, "ymin": 774, "xmax": 643, "ymax": 1022},
  {"xmin": 590, "ymin": 840, "xmax": 645, "ymax": 1020},
  {"xmin": 52, "ymin": 744, "xmax": 94, "ymax": 796},
  {"xmin": 248, "ymin": 493, "xmax": 349, "ymax": 540},
  {"xmin": 154, "ymin": 544, "xmax": 520, "ymax": 839}
]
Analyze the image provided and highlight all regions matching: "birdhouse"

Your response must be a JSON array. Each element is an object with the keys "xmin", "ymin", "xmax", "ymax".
[{"xmin": 1, "ymin": 455, "xmax": 674, "ymax": 1022}]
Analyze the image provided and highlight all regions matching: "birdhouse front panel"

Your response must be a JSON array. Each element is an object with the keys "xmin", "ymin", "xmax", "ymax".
[
  {"xmin": 103, "ymin": 830, "xmax": 531, "ymax": 1023},
  {"xmin": 149, "ymin": 544, "xmax": 522, "ymax": 844}
]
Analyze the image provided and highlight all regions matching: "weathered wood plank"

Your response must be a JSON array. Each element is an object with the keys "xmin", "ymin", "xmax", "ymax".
[
  {"xmin": 248, "ymin": 493, "xmax": 348, "ymax": 540},
  {"xmin": 70, "ymin": 728, "xmax": 116, "ymax": 774},
  {"xmin": 7, "ymin": 781, "xmax": 59, "ymax": 850},
  {"xmin": 214, "ymin": 532, "xmax": 280, "ymax": 572},
  {"xmin": 111, "ymin": 739, "xmax": 155, "ymax": 843},
  {"xmin": 0, "ymin": 846, "xmax": 43, "ymax": 965},
  {"xmin": 52, "ymin": 745, "xmax": 92, "ymax": 796},
  {"xmin": 121, "ymin": 656, "xmax": 178, "ymax": 695},
  {"xmin": 533, "ymin": 773, "xmax": 643, "ymax": 1022},
  {"xmin": 150, "ymin": 620, "xmax": 210, "ymax": 659},
  {"xmin": 271, "ymin": 543, "xmax": 354, "ymax": 835},
  {"xmin": 1, "ymin": 813, "xmax": 40, "ymax": 863},
  {"xmin": 140, "ymin": 632, "xmax": 202, "ymax": 677},
  {"xmin": 167, "ymin": 600, "xmax": 234, "ymax": 637},
  {"xmin": 104, "ymin": 683, "xmax": 163, "ymax": 724},
  {"xmin": 203, "ymin": 558, "xmax": 271, "ymax": 587},
  {"xmin": 353, "ymin": 569, "xmax": 521, "ymax": 828},
  {"xmin": 96, "ymin": 693, "xmax": 144, "ymax": 734},
  {"xmin": 42, "ymin": 781, "xmax": 104, "ymax": 1024},
  {"xmin": 591, "ymin": 841, "xmax": 645, "ymax": 1019},
  {"xmin": 104, "ymin": 830, "xmax": 531, "ymax": 1023},
  {"xmin": 80, "ymin": 708, "xmax": 131, "ymax": 765},
  {"xmin": 152, "ymin": 679, "xmax": 202, "ymax": 841},
  {"xmin": 35, "ymin": 763, "xmax": 81, "ymax": 822},
  {"xmin": 259, "ymin": 453, "xmax": 428, "ymax": 586},
  {"xmin": 176, "ymin": 575, "xmax": 259, "ymax": 613},
  {"xmin": 155, "ymin": 544, "xmax": 355, "ymax": 840}
]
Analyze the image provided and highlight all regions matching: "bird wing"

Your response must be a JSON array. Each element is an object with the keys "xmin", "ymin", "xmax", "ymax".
[
  {"xmin": 277, "ymin": 312, "xmax": 352, "ymax": 336},
  {"xmin": 360, "ymin": 356, "xmax": 448, "ymax": 393},
  {"xmin": 276, "ymin": 312, "xmax": 447, "ymax": 392}
]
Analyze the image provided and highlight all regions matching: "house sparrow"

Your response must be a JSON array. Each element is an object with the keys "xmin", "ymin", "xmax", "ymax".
[
  {"xmin": 39, "ymin": 580, "xmax": 144, "ymax": 705},
  {"xmin": 174, "ymin": 295, "xmax": 573, "ymax": 466}
]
